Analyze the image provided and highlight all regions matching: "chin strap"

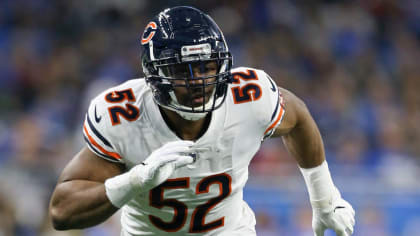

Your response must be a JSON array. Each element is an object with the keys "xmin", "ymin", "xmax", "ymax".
[
  {"xmin": 175, "ymin": 109, "xmax": 208, "ymax": 121},
  {"xmin": 163, "ymin": 104, "xmax": 208, "ymax": 121}
]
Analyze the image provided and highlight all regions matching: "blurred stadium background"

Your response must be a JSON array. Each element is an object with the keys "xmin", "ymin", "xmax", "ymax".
[{"xmin": 0, "ymin": 0, "xmax": 419, "ymax": 235}]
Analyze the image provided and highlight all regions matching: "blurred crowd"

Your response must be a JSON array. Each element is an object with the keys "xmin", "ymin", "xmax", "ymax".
[{"xmin": 0, "ymin": 0, "xmax": 419, "ymax": 235}]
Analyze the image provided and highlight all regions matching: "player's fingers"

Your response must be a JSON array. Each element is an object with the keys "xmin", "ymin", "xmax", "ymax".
[
  {"xmin": 344, "ymin": 210, "xmax": 355, "ymax": 226},
  {"xmin": 192, "ymin": 147, "xmax": 211, "ymax": 153},
  {"xmin": 341, "ymin": 216, "xmax": 353, "ymax": 235},
  {"xmin": 341, "ymin": 200, "xmax": 355, "ymax": 217},
  {"xmin": 158, "ymin": 144, "xmax": 194, "ymax": 156},
  {"xmin": 337, "ymin": 211, "xmax": 353, "ymax": 232},
  {"xmin": 335, "ymin": 205, "xmax": 355, "ymax": 227},
  {"xmin": 173, "ymin": 155, "xmax": 195, "ymax": 168},
  {"xmin": 344, "ymin": 203, "xmax": 355, "ymax": 218},
  {"xmin": 162, "ymin": 140, "xmax": 194, "ymax": 149},
  {"xmin": 157, "ymin": 154, "xmax": 189, "ymax": 165},
  {"xmin": 345, "ymin": 224, "xmax": 354, "ymax": 235},
  {"xmin": 333, "ymin": 223, "xmax": 348, "ymax": 236},
  {"xmin": 147, "ymin": 154, "xmax": 178, "ymax": 168},
  {"xmin": 350, "ymin": 205, "xmax": 355, "ymax": 217},
  {"xmin": 338, "ymin": 208, "xmax": 355, "ymax": 230},
  {"xmin": 152, "ymin": 163, "xmax": 176, "ymax": 184}
]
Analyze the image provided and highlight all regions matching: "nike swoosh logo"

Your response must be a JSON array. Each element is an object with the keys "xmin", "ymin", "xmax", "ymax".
[
  {"xmin": 94, "ymin": 106, "xmax": 102, "ymax": 123},
  {"xmin": 267, "ymin": 75, "xmax": 276, "ymax": 92},
  {"xmin": 334, "ymin": 206, "xmax": 345, "ymax": 213}
]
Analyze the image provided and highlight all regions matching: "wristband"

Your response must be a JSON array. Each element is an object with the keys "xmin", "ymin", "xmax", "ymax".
[
  {"xmin": 299, "ymin": 160, "xmax": 340, "ymax": 211},
  {"xmin": 104, "ymin": 167, "xmax": 144, "ymax": 208}
]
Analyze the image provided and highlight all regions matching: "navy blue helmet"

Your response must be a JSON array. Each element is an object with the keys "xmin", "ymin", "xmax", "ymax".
[{"xmin": 141, "ymin": 6, "xmax": 233, "ymax": 120}]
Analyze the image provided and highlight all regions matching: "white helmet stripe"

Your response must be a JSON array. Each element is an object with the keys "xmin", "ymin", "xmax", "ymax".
[{"xmin": 149, "ymin": 40, "xmax": 155, "ymax": 61}]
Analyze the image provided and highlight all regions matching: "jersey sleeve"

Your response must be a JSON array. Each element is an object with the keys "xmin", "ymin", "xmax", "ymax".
[
  {"xmin": 244, "ymin": 69, "xmax": 285, "ymax": 140},
  {"xmin": 229, "ymin": 67, "xmax": 285, "ymax": 140},
  {"xmin": 82, "ymin": 92, "xmax": 125, "ymax": 164},
  {"xmin": 260, "ymin": 71, "xmax": 285, "ymax": 140}
]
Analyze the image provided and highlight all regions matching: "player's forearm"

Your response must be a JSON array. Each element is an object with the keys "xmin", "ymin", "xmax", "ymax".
[{"xmin": 49, "ymin": 180, "xmax": 119, "ymax": 230}]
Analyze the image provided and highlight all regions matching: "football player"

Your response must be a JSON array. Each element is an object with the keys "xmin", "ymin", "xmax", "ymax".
[{"xmin": 49, "ymin": 6, "xmax": 355, "ymax": 236}]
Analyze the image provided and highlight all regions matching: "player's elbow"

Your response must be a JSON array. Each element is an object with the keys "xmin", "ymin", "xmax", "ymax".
[{"xmin": 50, "ymin": 204, "xmax": 73, "ymax": 230}]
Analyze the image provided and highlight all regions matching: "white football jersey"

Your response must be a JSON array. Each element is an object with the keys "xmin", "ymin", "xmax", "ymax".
[{"xmin": 83, "ymin": 67, "xmax": 285, "ymax": 235}]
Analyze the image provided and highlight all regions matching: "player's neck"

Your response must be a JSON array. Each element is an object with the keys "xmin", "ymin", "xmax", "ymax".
[{"xmin": 159, "ymin": 107, "xmax": 211, "ymax": 141}]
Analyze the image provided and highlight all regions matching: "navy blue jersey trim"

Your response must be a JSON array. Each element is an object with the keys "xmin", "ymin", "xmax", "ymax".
[
  {"xmin": 266, "ymin": 74, "xmax": 277, "ymax": 92},
  {"xmin": 270, "ymin": 91, "xmax": 280, "ymax": 122},
  {"xmin": 86, "ymin": 113, "xmax": 113, "ymax": 148}
]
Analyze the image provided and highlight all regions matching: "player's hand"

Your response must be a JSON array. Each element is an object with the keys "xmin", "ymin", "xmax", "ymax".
[
  {"xmin": 312, "ymin": 190, "xmax": 355, "ymax": 236},
  {"xmin": 129, "ymin": 140, "xmax": 195, "ymax": 192}
]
